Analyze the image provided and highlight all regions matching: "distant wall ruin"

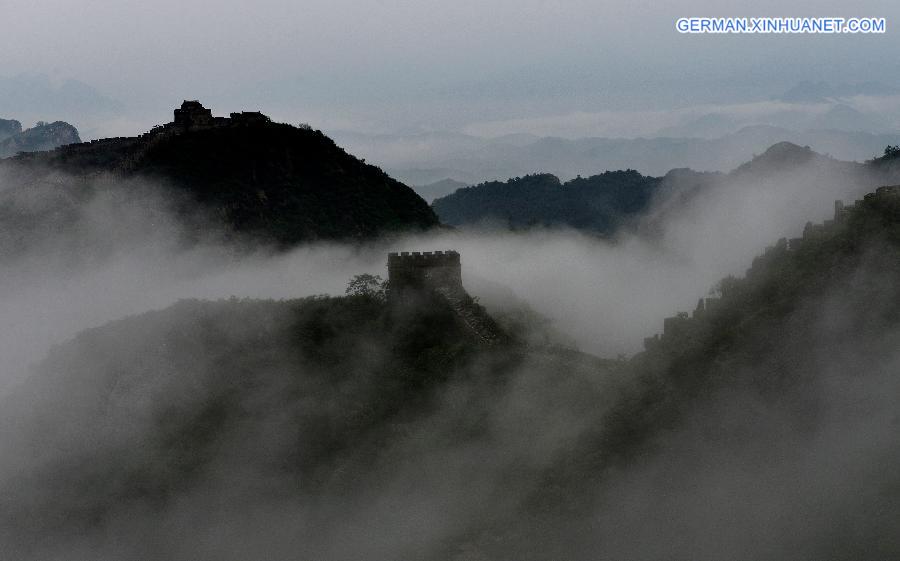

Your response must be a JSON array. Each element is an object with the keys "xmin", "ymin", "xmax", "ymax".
[
  {"xmin": 171, "ymin": 101, "xmax": 270, "ymax": 132},
  {"xmin": 645, "ymin": 186, "xmax": 900, "ymax": 352},
  {"xmin": 173, "ymin": 100, "xmax": 214, "ymax": 130}
]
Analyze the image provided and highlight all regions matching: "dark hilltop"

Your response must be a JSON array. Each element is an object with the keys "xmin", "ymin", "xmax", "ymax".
[{"xmin": 0, "ymin": 101, "xmax": 438, "ymax": 246}]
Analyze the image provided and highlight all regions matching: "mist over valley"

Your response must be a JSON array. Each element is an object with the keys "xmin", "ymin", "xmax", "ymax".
[{"xmin": 2, "ymin": 3, "xmax": 900, "ymax": 558}]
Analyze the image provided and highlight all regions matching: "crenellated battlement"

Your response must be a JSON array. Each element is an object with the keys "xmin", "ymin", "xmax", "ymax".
[
  {"xmin": 164, "ymin": 101, "xmax": 272, "ymax": 134},
  {"xmin": 388, "ymin": 250, "xmax": 462, "ymax": 296},
  {"xmin": 388, "ymin": 250, "xmax": 461, "ymax": 266}
]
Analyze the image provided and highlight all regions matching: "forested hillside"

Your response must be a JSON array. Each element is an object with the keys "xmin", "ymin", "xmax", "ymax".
[
  {"xmin": 0, "ymin": 113, "xmax": 438, "ymax": 247},
  {"xmin": 432, "ymin": 170, "xmax": 659, "ymax": 234}
]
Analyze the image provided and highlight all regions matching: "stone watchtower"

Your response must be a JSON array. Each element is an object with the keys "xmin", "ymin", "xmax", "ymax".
[
  {"xmin": 173, "ymin": 100, "xmax": 214, "ymax": 130},
  {"xmin": 387, "ymin": 251, "xmax": 462, "ymax": 299},
  {"xmin": 387, "ymin": 250, "xmax": 502, "ymax": 344}
]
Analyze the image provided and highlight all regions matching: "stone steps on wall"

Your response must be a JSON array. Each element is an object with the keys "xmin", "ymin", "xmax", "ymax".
[{"xmin": 434, "ymin": 287, "xmax": 502, "ymax": 345}]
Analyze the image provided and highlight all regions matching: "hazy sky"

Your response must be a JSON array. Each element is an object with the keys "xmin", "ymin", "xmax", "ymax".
[{"xmin": 1, "ymin": 0, "xmax": 899, "ymax": 133}]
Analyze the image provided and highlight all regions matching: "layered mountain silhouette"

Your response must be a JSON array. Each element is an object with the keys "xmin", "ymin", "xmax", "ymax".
[
  {"xmin": 777, "ymin": 80, "xmax": 900, "ymax": 103},
  {"xmin": 335, "ymin": 125, "xmax": 900, "ymax": 185},
  {"xmin": 413, "ymin": 177, "xmax": 469, "ymax": 203},
  {"xmin": 0, "ymin": 74, "xmax": 123, "ymax": 119},
  {"xmin": 433, "ymin": 142, "xmax": 900, "ymax": 236}
]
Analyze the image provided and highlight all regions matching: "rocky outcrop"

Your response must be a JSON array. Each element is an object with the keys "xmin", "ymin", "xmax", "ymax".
[
  {"xmin": 0, "ymin": 119, "xmax": 22, "ymax": 143},
  {"xmin": 0, "ymin": 121, "xmax": 80, "ymax": 158}
]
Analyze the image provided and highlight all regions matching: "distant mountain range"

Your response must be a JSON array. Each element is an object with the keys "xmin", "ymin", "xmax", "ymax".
[
  {"xmin": 335, "ymin": 125, "xmax": 900, "ymax": 187},
  {"xmin": 0, "ymin": 74, "xmax": 122, "ymax": 120},
  {"xmin": 432, "ymin": 142, "xmax": 900, "ymax": 235},
  {"xmin": 5, "ymin": 104, "xmax": 897, "ymax": 251},
  {"xmin": 777, "ymin": 80, "xmax": 900, "ymax": 103},
  {"xmin": 414, "ymin": 178, "xmax": 469, "ymax": 203}
]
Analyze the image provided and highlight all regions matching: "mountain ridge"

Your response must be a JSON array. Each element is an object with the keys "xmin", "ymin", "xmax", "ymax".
[
  {"xmin": 433, "ymin": 141, "xmax": 900, "ymax": 236},
  {"xmin": 0, "ymin": 101, "xmax": 439, "ymax": 246},
  {"xmin": 335, "ymin": 125, "xmax": 900, "ymax": 186}
]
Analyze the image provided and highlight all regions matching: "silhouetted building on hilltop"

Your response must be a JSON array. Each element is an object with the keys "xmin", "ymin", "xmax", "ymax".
[
  {"xmin": 230, "ymin": 111, "xmax": 271, "ymax": 125},
  {"xmin": 168, "ymin": 101, "xmax": 271, "ymax": 133},
  {"xmin": 173, "ymin": 100, "xmax": 214, "ymax": 130}
]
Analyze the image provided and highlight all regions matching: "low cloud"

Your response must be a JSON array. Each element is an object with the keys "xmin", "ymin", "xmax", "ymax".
[{"xmin": 0, "ymin": 153, "xmax": 898, "ymax": 558}]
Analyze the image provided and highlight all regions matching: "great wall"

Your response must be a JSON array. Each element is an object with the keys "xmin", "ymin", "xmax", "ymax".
[
  {"xmin": 14, "ymin": 100, "xmax": 272, "ymax": 172},
  {"xmin": 643, "ymin": 184, "xmax": 900, "ymax": 352},
  {"xmin": 387, "ymin": 250, "xmax": 503, "ymax": 345}
]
